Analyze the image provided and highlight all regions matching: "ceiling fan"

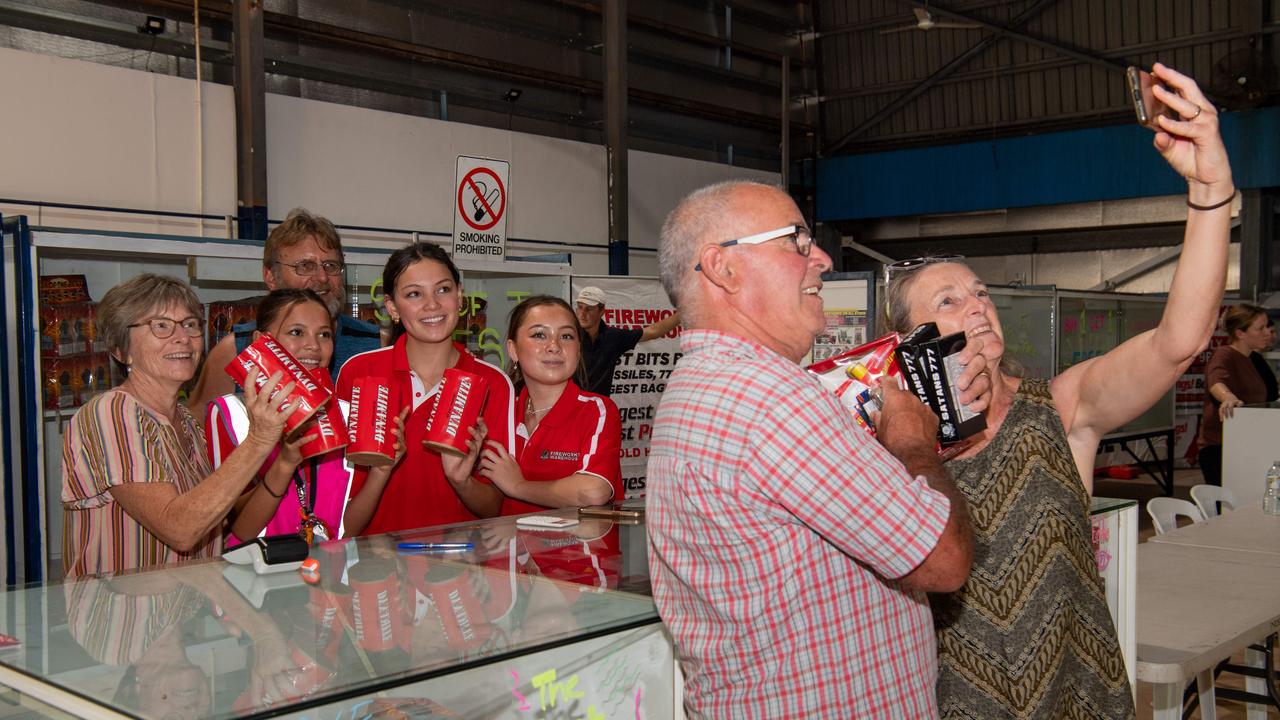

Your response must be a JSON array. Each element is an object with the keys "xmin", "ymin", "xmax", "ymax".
[{"xmin": 880, "ymin": 7, "xmax": 981, "ymax": 34}]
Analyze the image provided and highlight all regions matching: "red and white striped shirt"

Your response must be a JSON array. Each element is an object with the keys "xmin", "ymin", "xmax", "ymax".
[{"xmin": 647, "ymin": 330, "xmax": 951, "ymax": 719}]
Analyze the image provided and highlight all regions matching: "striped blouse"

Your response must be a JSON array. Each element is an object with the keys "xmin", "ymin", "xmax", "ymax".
[{"xmin": 62, "ymin": 389, "xmax": 218, "ymax": 578}]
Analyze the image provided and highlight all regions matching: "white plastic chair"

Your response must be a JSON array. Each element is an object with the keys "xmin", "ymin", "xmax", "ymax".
[
  {"xmin": 1146, "ymin": 497, "xmax": 1206, "ymax": 535},
  {"xmin": 1189, "ymin": 484, "xmax": 1238, "ymax": 519}
]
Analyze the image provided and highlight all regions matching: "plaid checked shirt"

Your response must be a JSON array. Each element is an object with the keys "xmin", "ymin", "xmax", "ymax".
[{"xmin": 647, "ymin": 331, "xmax": 951, "ymax": 718}]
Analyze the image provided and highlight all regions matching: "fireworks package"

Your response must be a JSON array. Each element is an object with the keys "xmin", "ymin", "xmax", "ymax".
[
  {"xmin": 225, "ymin": 334, "xmax": 332, "ymax": 435},
  {"xmin": 894, "ymin": 322, "xmax": 987, "ymax": 445},
  {"xmin": 805, "ymin": 333, "xmax": 901, "ymax": 437}
]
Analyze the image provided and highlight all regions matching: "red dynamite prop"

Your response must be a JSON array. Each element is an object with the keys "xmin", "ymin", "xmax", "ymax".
[
  {"xmin": 298, "ymin": 368, "xmax": 348, "ymax": 460},
  {"xmin": 347, "ymin": 560, "xmax": 409, "ymax": 653},
  {"xmin": 422, "ymin": 368, "xmax": 488, "ymax": 456},
  {"xmin": 406, "ymin": 556, "xmax": 493, "ymax": 651},
  {"xmin": 346, "ymin": 377, "xmax": 398, "ymax": 467},
  {"xmin": 225, "ymin": 334, "xmax": 331, "ymax": 435}
]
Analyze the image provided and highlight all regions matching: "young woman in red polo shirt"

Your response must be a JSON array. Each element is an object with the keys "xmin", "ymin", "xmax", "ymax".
[
  {"xmin": 479, "ymin": 295, "xmax": 621, "ymax": 514},
  {"xmin": 336, "ymin": 242, "xmax": 515, "ymax": 534}
]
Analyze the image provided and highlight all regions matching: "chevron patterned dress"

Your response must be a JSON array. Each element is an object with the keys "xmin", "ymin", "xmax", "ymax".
[{"xmin": 932, "ymin": 379, "xmax": 1134, "ymax": 719}]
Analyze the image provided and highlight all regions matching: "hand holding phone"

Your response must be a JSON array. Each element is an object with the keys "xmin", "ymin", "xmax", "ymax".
[{"xmin": 1126, "ymin": 66, "xmax": 1176, "ymax": 129}]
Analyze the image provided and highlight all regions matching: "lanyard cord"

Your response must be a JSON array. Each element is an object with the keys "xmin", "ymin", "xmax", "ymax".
[{"xmin": 292, "ymin": 457, "xmax": 320, "ymax": 516}]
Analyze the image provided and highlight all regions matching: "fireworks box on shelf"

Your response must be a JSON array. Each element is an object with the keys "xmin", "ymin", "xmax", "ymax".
[
  {"xmin": 207, "ymin": 298, "xmax": 260, "ymax": 347},
  {"xmin": 40, "ymin": 303, "xmax": 102, "ymax": 358},
  {"xmin": 38, "ymin": 275, "xmax": 90, "ymax": 306},
  {"xmin": 43, "ymin": 352, "xmax": 116, "ymax": 410}
]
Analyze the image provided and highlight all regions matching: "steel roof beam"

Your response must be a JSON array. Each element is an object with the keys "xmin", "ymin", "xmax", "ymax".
[
  {"xmin": 73, "ymin": 0, "xmax": 799, "ymax": 132},
  {"xmin": 826, "ymin": 0, "xmax": 1061, "ymax": 155},
  {"xmin": 508, "ymin": 0, "xmax": 806, "ymax": 68},
  {"xmin": 819, "ymin": 25, "xmax": 1274, "ymax": 104},
  {"xmin": 887, "ymin": 0, "xmax": 1128, "ymax": 75}
]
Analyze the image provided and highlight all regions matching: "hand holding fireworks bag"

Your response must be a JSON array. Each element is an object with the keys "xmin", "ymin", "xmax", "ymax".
[{"xmin": 805, "ymin": 333, "xmax": 901, "ymax": 437}]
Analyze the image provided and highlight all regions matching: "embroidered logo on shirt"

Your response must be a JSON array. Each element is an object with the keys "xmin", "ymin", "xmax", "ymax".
[{"xmin": 541, "ymin": 450, "xmax": 581, "ymax": 461}]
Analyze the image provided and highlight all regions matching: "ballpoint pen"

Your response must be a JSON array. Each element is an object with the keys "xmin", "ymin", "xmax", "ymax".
[{"xmin": 396, "ymin": 542, "xmax": 474, "ymax": 552}]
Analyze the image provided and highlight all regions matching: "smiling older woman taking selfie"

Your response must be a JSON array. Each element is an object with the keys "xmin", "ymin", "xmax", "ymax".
[
  {"xmin": 62, "ymin": 274, "xmax": 298, "ymax": 578},
  {"xmin": 882, "ymin": 63, "xmax": 1232, "ymax": 718}
]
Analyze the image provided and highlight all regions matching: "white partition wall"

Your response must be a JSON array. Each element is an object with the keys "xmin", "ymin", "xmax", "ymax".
[{"xmin": 1223, "ymin": 405, "xmax": 1280, "ymax": 505}]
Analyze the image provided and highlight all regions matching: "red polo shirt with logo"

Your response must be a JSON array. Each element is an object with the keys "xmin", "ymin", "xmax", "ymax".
[
  {"xmin": 503, "ymin": 380, "xmax": 622, "ymax": 516},
  {"xmin": 335, "ymin": 336, "xmax": 515, "ymax": 533}
]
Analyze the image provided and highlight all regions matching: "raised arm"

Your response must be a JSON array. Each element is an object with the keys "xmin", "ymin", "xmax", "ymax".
[
  {"xmin": 1052, "ymin": 63, "xmax": 1233, "ymax": 454},
  {"xmin": 640, "ymin": 311, "xmax": 680, "ymax": 343}
]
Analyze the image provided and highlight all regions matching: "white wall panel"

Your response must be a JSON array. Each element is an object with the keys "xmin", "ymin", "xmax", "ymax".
[
  {"xmin": 0, "ymin": 47, "xmax": 776, "ymax": 274},
  {"xmin": 0, "ymin": 47, "xmax": 236, "ymax": 235}
]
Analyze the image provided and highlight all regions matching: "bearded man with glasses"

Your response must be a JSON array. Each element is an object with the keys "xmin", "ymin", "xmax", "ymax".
[{"xmin": 187, "ymin": 208, "xmax": 381, "ymax": 414}]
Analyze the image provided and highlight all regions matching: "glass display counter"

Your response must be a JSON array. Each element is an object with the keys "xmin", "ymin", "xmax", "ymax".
[
  {"xmin": 0, "ymin": 510, "xmax": 678, "ymax": 719},
  {"xmin": 1089, "ymin": 496, "xmax": 1138, "ymax": 698}
]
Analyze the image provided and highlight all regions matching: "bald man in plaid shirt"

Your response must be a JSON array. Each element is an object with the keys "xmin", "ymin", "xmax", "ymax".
[{"xmin": 647, "ymin": 181, "xmax": 982, "ymax": 718}]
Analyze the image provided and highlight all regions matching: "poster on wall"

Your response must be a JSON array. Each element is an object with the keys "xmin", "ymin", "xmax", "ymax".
[
  {"xmin": 571, "ymin": 277, "xmax": 679, "ymax": 499},
  {"xmin": 813, "ymin": 309, "xmax": 868, "ymax": 362}
]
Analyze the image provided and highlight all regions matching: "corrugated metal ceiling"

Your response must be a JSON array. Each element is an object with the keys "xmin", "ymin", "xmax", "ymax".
[{"xmin": 815, "ymin": 0, "xmax": 1280, "ymax": 155}]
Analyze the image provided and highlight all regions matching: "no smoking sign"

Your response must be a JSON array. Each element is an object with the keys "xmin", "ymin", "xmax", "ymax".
[{"xmin": 453, "ymin": 156, "xmax": 509, "ymax": 260}]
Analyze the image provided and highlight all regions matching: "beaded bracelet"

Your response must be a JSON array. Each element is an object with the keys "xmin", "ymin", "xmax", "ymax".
[{"xmin": 1187, "ymin": 190, "xmax": 1236, "ymax": 211}]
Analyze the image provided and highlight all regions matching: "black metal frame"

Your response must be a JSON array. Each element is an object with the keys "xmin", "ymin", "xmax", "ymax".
[
  {"xmin": 1101, "ymin": 428, "xmax": 1177, "ymax": 496},
  {"xmin": 1182, "ymin": 634, "xmax": 1279, "ymax": 718}
]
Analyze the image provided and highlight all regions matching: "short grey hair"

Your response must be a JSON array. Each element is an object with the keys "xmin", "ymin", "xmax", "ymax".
[
  {"xmin": 658, "ymin": 180, "xmax": 779, "ymax": 324},
  {"xmin": 98, "ymin": 274, "xmax": 202, "ymax": 367}
]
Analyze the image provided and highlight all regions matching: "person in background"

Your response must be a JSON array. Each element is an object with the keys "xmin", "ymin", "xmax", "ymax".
[
  {"xmin": 336, "ymin": 242, "xmax": 515, "ymax": 534},
  {"xmin": 884, "ymin": 63, "xmax": 1229, "ymax": 718},
  {"xmin": 648, "ymin": 180, "xmax": 982, "ymax": 717},
  {"xmin": 574, "ymin": 286, "xmax": 680, "ymax": 396},
  {"xmin": 1200, "ymin": 303, "xmax": 1272, "ymax": 485},
  {"xmin": 479, "ymin": 295, "xmax": 621, "ymax": 515},
  {"xmin": 205, "ymin": 289, "xmax": 404, "ymax": 545},
  {"xmin": 188, "ymin": 208, "xmax": 380, "ymax": 415},
  {"xmin": 1248, "ymin": 312, "xmax": 1278, "ymax": 402},
  {"xmin": 62, "ymin": 274, "xmax": 296, "ymax": 578}
]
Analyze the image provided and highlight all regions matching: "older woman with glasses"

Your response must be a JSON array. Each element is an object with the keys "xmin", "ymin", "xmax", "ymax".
[
  {"xmin": 62, "ymin": 274, "xmax": 299, "ymax": 578},
  {"xmin": 882, "ymin": 64, "xmax": 1231, "ymax": 718}
]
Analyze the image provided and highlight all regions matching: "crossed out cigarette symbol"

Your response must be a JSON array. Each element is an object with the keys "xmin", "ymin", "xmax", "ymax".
[{"xmin": 471, "ymin": 180, "xmax": 500, "ymax": 222}]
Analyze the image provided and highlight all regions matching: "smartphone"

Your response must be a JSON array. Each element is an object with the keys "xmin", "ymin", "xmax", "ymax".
[
  {"xmin": 1126, "ymin": 66, "xmax": 1173, "ymax": 128},
  {"xmin": 578, "ymin": 506, "xmax": 645, "ymax": 522}
]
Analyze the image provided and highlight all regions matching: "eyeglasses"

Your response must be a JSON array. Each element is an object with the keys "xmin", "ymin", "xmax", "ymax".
[
  {"xmin": 883, "ymin": 254, "xmax": 965, "ymax": 282},
  {"xmin": 694, "ymin": 225, "xmax": 813, "ymax": 272},
  {"xmin": 275, "ymin": 259, "xmax": 345, "ymax": 277},
  {"xmin": 128, "ymin": 316, "xmax": 205, "ymax": 339}
]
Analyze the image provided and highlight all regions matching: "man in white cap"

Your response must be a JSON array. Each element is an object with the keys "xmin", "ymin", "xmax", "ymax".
[{"xmin": 575, "ymin": 285, "xmax": 680, "ymax": 396}]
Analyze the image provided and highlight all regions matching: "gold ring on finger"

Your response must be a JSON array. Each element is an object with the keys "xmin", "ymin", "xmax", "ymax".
[{"xmin": 1189, "ymin": 104, "xmax": 1202, "ymax": 120}]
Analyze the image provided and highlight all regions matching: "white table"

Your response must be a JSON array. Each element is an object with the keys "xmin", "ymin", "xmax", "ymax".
[
  {"xmin": 1138, "ymin": 505, "xmax": 1280, "ymax": 719},
  {"xmin": 1148, "ymin": 501, "xmax": 1280, "ymax": 557}
]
